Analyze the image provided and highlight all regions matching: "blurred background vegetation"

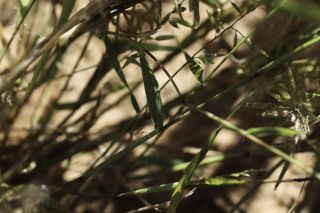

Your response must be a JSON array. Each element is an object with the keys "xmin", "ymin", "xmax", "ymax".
[{"xmin": 0, "ymin": 0, "xmax": 320, "ymax": 212}]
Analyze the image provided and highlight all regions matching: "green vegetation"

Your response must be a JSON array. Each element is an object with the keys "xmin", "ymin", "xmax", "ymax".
[{"xmin": 0, "ymin": 0, "xmax": 319, "ymax": 212}]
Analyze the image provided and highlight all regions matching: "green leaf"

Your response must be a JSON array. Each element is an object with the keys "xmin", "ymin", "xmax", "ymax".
[
  {"xmin": 105, "ymin": 38, "xmax": 140, "ymax": 113},
  {"xmin": 184, "ymin": 52, "xmax": 204, "ymax": 84},
  {"xmin": 247, "ymin": 127, "xmax": 299, "ymax": 137},
  {"xmin": 140, "ymin": 53, "xmax": 163, "ymax": 130}
]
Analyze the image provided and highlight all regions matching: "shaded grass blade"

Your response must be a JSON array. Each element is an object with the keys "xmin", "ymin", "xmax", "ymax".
[
  {"xmin": 140, "ymin": 53, "xmax": 163, "ymax": 130},
  {"xmin": 104, "ymin": 37, "xmax": 140, "ymax": 112}
]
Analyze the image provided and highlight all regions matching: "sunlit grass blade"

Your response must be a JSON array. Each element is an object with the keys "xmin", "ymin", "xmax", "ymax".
[
  {"xmin": 140, "ymin": 53, "xmax": 163, "ymax": 130},
  {"xmin": 247, "ymin": 126, "xmax": 299, "ymax": 137},
  {"xmin": 184, "ymin": 52, "xmax": 204, "ymax": 84}
]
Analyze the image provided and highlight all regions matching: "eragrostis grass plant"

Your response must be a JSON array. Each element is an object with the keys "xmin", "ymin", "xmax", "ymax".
[{"xmin": 0, "ymin": 0, "xmax": 320, "ymax": 212}]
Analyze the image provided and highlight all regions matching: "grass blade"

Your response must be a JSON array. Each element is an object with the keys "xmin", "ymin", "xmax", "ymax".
[
  {"xmin": 247, "ymin": 126, "xmax": 299, "ymax": 137},
  {"xmin": 104, "ymin": 37, "xmax": 140, "ymax": 112},
  {"xmin": 184, "ymin": 52, "xmax": 204, "ymax": 84},
  {"xmin": 140, "ymin": 53, "xmax": 163, "ymax": 130}
]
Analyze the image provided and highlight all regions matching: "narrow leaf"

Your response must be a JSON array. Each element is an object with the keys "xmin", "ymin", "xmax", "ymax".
[
  {"xmin": 105, "ymin": 38, "xmax": 140, "ymax": 113},
  {"xmin": 184, "ymin": 52, "xmax": 204, "ymax": 84},
  {"xmin": 247, "ymin": 127, "xmax": 299, "ymax": 137},
  {"xmin": 140, "ymin": 53, "xmax": 163, "ymax": 130}
]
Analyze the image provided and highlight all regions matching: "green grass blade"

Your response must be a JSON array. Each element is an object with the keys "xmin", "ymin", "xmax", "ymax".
[
  {"xmin": 184, "ymin": 52, "xmax": 204, "ymax": 84},
  {"xmin": 104, "ymin": 37, "xmax": 140, "ymax": 112},
  {"xmin": 247, "ymin": 126, "xmax": 299, "ymax": 137},
  {"xmin": 140, "ymin": 53, "xmax": 163, "ymax": 130}
]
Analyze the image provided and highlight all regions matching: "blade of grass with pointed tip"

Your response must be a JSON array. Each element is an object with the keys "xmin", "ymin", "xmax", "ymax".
[
  {"xmin": 104, "ymin": 37, "xmax": 140, "ymax": 112},
  {"xmin": 140, "ymin": 53, "xmax": 163, "ymax": 130},
  {"xmin": 184, "ymin": 52, "xmax": 204, "ymax": 84}
]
